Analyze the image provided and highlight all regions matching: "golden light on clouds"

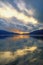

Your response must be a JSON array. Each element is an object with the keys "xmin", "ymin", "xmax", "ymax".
[
  {"xmin": 10, "ymin": 29, "xmax": 29, "ymax": 34},
  {"xmin": 25, "ymin": 8, "xmax": 35, "ymax": 16},
  {"xmin": 0, "ymin": 4, "xmax": 38, "ymax": 24}
]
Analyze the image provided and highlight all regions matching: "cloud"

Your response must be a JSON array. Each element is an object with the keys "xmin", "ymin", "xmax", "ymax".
[
  {"xmin": 0, "ymin": 2, "xmax": 38, "ymax": 25},
  {"xmin": 14, "ymin": 0, "xmax": 35, "ymax": 16},
  {"xmin": 0, "ymin": 0, "xmax": 43, "ymax": 32},
  {"xmin": 14, "ymin": 0, "xmax": 25, "ymax": 11},
  {"xmin": 24, "ymin": 0, "xmax": 43, "ymax": 23}
]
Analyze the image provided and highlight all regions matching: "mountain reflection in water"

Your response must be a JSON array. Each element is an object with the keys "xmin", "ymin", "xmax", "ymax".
[{"xmin": 0, "ymin": 35, "xmax": 43, "ymax": 65}]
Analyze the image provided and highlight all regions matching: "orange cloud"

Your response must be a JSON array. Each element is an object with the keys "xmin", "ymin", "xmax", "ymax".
[{"xmin": 10, "ymin": 28, "xmax": 29, "ymax": 34}]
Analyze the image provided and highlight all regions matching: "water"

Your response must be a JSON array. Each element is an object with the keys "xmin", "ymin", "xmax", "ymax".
[{"xmin": 0, "ymin": 35, "xmax": 43, "ymax": 65}]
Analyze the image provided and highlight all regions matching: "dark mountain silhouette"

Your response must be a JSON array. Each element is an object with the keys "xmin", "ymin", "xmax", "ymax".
[
  {"xmin": 30, "ymin": 29, "xmax": 43, "ymax": 35},
  {"xmin": 29, "ymin": 29, "xmax": 43, "ymax": 40},
  {"xmin": 0, "ymin": 29, "xmax": 43, "ymax": 39},
  {"xmin": 0, "ymin": 30, "xmax": 19, "ymax": 39}
]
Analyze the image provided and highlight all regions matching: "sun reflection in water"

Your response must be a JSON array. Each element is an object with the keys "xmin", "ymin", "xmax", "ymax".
[{"xmin": 10, "ymin": 35, "xmax": 30, "ymax": 41}]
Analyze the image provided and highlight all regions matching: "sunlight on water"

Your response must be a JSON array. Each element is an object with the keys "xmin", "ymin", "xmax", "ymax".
[
  {"xmin": 10, "ymin": 35, "xmax": 29, "ymax": 41},
  {"xmin": 0, "ymin": 46, "xmax": 37, "ymax": 65},
  {"xmin": 0, "ymin": 35, "xmax": 43, "ymax": 65}
]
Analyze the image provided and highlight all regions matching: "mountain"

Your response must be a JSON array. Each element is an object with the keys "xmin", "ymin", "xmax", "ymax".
[
  {"xmin": 0, "ymin": 30, "xmax": 19, "ymax": 39},
  {"xmin": 0, "ymin": 29, "xmax": 43, "ymax": 39},
  {"xmin": 29, "ymin": 29, "xmax": 43, "ymax": 39},
  {"xmin": 30, "ymin": 29, "xmax": 43, "ymax": 35}
]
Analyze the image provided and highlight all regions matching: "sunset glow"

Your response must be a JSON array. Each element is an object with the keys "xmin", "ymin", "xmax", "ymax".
[
  {"xmin": 10, "ymin": 29, "xmax": 29, "ymax": 34},
  {"xmin": 0, "ymin": 0, "xmax": 43, "ymax": 65}
]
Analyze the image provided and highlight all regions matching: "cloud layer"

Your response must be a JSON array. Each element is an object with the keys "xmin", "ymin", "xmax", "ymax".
[{"xmin": 0, "ymin": 0, "xmax": 43, "ymax": 32}]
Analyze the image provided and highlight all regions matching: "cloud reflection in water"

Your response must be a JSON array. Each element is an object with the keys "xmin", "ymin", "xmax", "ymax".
[
  {"xmin": 0, "ymin": 35, "xmax": 43, "ymax": 65},
  {"xmin": 0, "ymin": 46, "xmax": 37, "ymax": 65}
]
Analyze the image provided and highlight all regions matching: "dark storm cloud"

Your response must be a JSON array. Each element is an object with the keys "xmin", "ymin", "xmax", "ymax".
[
  {"xmin": 24, "ymin": 0, "xmax": 43, "ymax": 23},
  {"xmin": 1, "ymin": 0, "xmax": 21, "ymax": 12}
]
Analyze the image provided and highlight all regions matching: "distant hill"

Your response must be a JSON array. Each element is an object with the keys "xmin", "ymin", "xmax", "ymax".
[
  {"xmin": 0, "ymin": 29, "xmax": 43, "ymax": 39},
  {"xmin": 19, "ymin": 29, "xmax": 43, "ymax": 35},
  {"xmin": 0, "ymin": 30, "xmax": 19, "ymax": 39},
  {"xmin": 29, "ymin": 29, "xmax": 43, "ymax": 39},
  {"xmin": 0, "ymin": 30, "xmax": 19, "ymax": 35},
  {"xmin": 30, "ymin": 29, "xmax": 43, "ymax": 35}
]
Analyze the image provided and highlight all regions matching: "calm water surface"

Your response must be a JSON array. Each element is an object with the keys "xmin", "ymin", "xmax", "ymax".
[{"xmin": 0, "ymin": 35, "xmax": 43, "ymax": 65}]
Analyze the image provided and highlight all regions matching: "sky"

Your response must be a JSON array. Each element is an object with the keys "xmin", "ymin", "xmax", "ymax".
[{"xmin": 0, "ymin": 0, "xmax": 43, "ymax": 32}]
